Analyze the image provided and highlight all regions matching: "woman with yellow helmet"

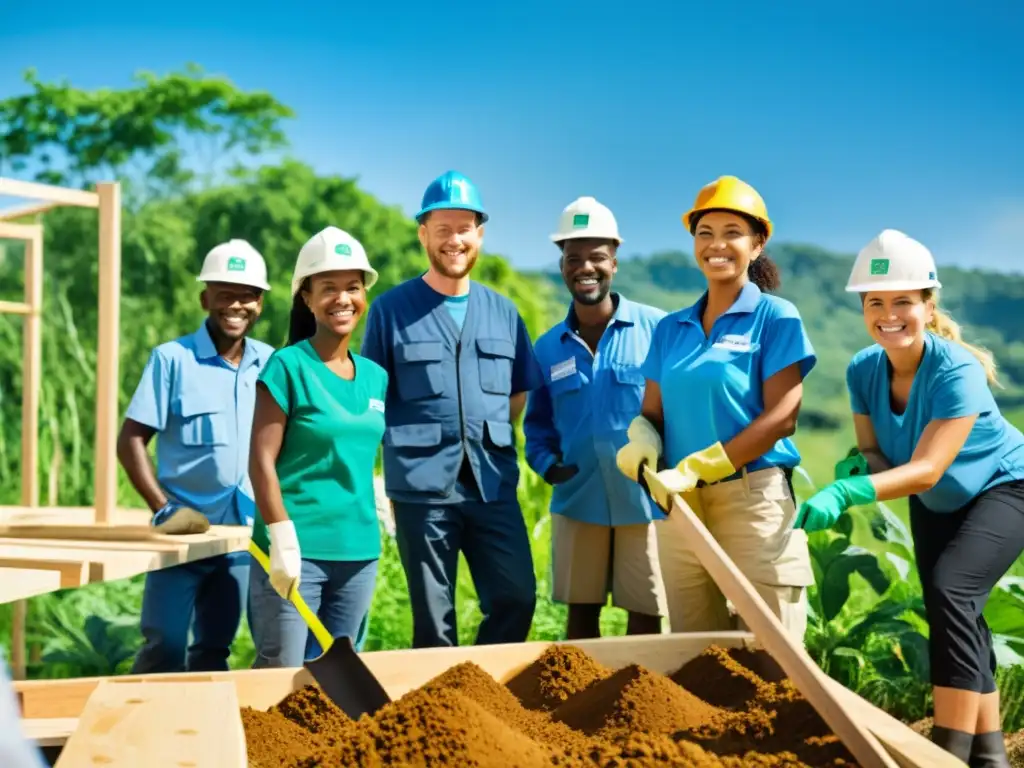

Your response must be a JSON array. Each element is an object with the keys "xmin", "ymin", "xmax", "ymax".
[{"xmin": 616, "ymin": 175, "xmax": 818, "ymax": 641}]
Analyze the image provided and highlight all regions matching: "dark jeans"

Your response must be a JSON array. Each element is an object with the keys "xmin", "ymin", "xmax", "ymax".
[
  {"xmin": 910, "ymin": 479, "xmax": 1024, "ymax": 693},
  {"xmin": 393, "ymin": 496, "xmax": 537, "ymax": 648},
  {"xmin": 132, "ymin": 550, "xmax": 249, "ymax": 674}
]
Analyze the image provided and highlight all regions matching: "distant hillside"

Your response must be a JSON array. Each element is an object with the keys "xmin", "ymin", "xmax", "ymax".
[{"xmin": 527, "ymin": 244, "xmax": 1024, "ymax": 429}]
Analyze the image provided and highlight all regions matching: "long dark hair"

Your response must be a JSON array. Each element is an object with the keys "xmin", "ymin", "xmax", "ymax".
[
  {"xmin": 288, "ymin": 278, "xmax": 316, "ymax": 346},
  {"xmin": 690, "ymin": 210, "xmax": 781, "ymax": 293}
]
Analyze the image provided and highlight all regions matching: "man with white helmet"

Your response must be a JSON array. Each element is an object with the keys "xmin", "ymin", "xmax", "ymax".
[
  {"xmin": 797, "ymin": 229, "xmax": 1023, "ymax": 766},
  {"xmin": 247, "ymin": 226, "xmax": 387, "ymax": 667},
  {"xmin": 523, "ymin": 196, "xmax": 668, "ymax": 639},
  {"xmin": 117, "ymin": 238, "xmax": 275, "ymax": 674}
]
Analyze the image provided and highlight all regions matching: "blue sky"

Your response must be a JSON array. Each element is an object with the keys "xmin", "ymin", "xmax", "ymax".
[{"xmin": 1, "ymin": 0, "xmax": 1022, "ymax": 274}]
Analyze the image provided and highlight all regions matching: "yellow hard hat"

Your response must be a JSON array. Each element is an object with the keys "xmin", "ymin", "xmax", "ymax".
[{"xmin": 682, "ymin": 175, "xmax": 773, "ymax": 240}]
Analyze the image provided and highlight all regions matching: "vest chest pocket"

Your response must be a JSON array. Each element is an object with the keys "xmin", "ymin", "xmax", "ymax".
[
  {"xmin": 477, "ymin": 337, "xmax": 515, "ymax": 396},
  {"xmin": 395, "ymin": 341, "xmax": 446, "ymax": 401},
  {"xmin": 176, "ymin": 393, "xmax": 230, "ymax": 447}
]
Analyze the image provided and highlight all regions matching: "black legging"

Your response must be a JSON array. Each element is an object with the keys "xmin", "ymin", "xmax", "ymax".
[{"xmin": 909, "ymin": 479, "xmax": 1024, "ymax": 693}]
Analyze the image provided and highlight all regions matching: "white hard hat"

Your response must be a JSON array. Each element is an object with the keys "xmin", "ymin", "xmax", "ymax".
[
  {"xmin": 846, "ymin": 229, "xmax": 941, "ymax": 293},
  {"xmin": 196, "ymin": 239, "xmax": 271, "ymax": 291},
  {"xmin": 551, "ymin": 196, "xmax": 623, "ymax": 244},
  {"xmin": 291, "ymin": 226, "xmax": 379, "ymax": 297}
]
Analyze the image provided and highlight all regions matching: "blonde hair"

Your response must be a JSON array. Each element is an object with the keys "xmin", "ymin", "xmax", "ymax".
[{"xmin": 922, "ymin": 288, "xmax": 1001, "ymax": 387}]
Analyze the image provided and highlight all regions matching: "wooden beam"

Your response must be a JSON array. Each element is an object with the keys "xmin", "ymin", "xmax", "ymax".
[
  {"xmin": 94, "ymin": 182, "xmax": 121, "ymax": 524},
  {"xmin": 53, "ymin": 681, "xmax": 247, "ymax": 768},
  {"xmin": 0, "ymin": 567, "xmax": 64, "ymax": 602},
  {"xmin": 21, "ymin": 228, "xmax": 42, "ymax": 510},
  {"xmin": 0, "ymin": 300, "xmax": 32, "ymax": 316},
  {"xmin": 0, "ymin": 200, "xmax": 59, "ymax": 221},
  {"xmin": 0, "ymin": 558, "xmax": 89, "ymax": 591},
  {"xmin": 0, "ymin": 221, "xmax": 44, "ymax": 240},
  {"xmin": 0, "ymin": 178, "xmax": 99, "ymax": 208}
]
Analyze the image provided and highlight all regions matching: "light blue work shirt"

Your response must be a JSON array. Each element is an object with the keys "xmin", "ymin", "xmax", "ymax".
[
  {"xmin": 641, "ymin": 282, "xmax": 817, "ymax": 471},
  {"xmin": 524, "ymin": 294, "xmax": 667, "ymax": 526},
  {"xmin": 124, "ymin": 321, "xmax": 275, "ymax": 526},
  {"xmin": 847, "ymin": 332, "xmax": 1024, "ymax": 512},
  {"xmin": 361, "ymin": 276, "xmax": 545, "ymax": 505}
]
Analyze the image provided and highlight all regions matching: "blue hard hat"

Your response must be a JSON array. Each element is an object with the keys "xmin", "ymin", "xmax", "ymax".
[{"xmin": 415, "ymin": 170, "xmax": 489, "ymax": 223}]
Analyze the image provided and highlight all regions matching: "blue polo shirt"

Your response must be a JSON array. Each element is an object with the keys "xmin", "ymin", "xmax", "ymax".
[
  {"xmin": 847, "ymin": 333, "xmax": 1024, "ymax": 513},
  {"xmin": 641, "ymin": 282, "xmax": 816, "ymax": 470},
  {"xmin": 524, "ymin": 294, "xmax": 667, "ymax": 527},
  {"xmin": 123, "ymin": 321, "xmax": 275, "ymax": 526}
]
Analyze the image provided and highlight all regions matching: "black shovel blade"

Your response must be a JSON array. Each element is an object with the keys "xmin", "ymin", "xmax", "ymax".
[{"xmin": 304, "ymin": 635, "xmax": 392, "ymax": 720}]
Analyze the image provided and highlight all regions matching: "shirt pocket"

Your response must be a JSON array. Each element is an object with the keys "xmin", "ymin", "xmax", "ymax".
[
  {"xmin": 394, "ymin": 341, "xmax": 445, "ymax": 401},
  {"xmin": 477, "ymin": 337, "xmax": 515, "ymax": 396},
  {"xmin": 176, "ymin": 391, "xmax": 230, "ymax": 447},
  {"xmin": 549, "ymin": 370, "xmax": 583, "ymax": 404},
  {"xmin": 609, "ymin": 364, "xmax": 645, "ymax": 414}
]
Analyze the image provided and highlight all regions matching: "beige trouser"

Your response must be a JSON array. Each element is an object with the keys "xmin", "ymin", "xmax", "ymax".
[
  {"xmin": 551, "ymin": 514, "xmax": 668, "ymax": 618},
  {"xmin": 655, "ymin": 466, "xmax": 814, "ymax": 643}
]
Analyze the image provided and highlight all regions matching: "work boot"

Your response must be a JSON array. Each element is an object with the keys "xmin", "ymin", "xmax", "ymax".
[
  {"xmin": 931, "ymin": 724, "xmax": 974, "ymax": 762},
  {"xmin": 968, "ymin": 730, "xmax": 1011, "ymax": 767}
]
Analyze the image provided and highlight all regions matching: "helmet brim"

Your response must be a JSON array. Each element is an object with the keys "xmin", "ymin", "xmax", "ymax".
[
  {"xmin": 415, "ymin": 202, "xmax": 489, "ymax": 224},
  {"xmin": 846, "ymin": 279, "xmax": 942, "ymax": 293},
  {"xmin": 196, "ymin": 274, "xmax": 271, "ymax": 291}
]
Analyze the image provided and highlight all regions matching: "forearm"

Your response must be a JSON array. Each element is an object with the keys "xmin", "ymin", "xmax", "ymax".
[
  {"xmin": 510, "ymin": 392, "xmax": 527, "ymax": 422},
  {"xmin": 722, "ymin": 408, "xmax": 797, "ymax": 470},
  {"xmin": 862, "ymin": 449, "xmax": 892, "ymax": 474},
  {"xmin": 116, "ymin": 436, "xmax": 167, "ymax": 512},
  {"xmin": 250, "ymin": 457, "xmax": 291, "ymax": 526},
  {"xmin": 864, "ymin": 460, "xmax": 941, "ymax": 501}
]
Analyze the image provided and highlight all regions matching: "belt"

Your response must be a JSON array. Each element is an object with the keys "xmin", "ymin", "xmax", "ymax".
[{"xmin": 694, "ymin": 465, "xmax": 792, "ymax": 489}]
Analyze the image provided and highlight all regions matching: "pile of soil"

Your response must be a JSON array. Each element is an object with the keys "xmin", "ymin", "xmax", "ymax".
[{"xmin": 240, "ymin": 644, "xmax": 863, "ymax": 767}]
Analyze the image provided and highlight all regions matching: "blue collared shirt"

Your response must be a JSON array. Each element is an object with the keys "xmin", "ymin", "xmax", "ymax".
[
  {"xmin": 641, "ymin": 282, "xmax": 816, "ymax": 469},
  {"xmin": 524, "ymin": 294, "xmax": 668, "ymax": 526},
  {"xmin": 123, "ymin": 321, "xmax": 275, "ymax": 526}
]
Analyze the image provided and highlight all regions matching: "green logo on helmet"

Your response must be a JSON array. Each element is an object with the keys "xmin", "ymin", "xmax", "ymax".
[
  {"xmin": 870, "ymin": 258, "xmax": 890, "ymax": 276},
  {"xmin": 335, "ymin": 244, "xmax": 352, "ymax": 256},
  {"xmin": 572, "ymin": 214, "xmax": 590, "ymax": 228},
  {"xmin": 226, "ymin": 256, "xmax": 246, "ymax": 272}
]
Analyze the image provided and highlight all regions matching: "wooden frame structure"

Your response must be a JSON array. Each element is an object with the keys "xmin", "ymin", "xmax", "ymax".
[
  {"xmin": 0, "ymin": 177, "xmax": 121, "ymax": 525},
  {"xmin": 15, "ymin": 632, "xmax": 959, "ymax": 768}
]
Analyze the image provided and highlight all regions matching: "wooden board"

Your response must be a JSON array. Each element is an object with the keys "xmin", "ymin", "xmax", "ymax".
[
  {"xmin": 53, "ymin": 681, "xmax": 246, "ymax": 767},
  {"xmin": 15, "ymin": 631, "xmax": 957, "ymax": 767},
  {"xmin": 0, "ymin": 566, "xmax": 67, "ymax": 602}
]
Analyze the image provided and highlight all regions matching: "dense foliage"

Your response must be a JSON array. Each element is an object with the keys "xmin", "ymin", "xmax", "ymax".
[{"xmin": 0, "ymin": 66, "xmax": 1021, "ymax": 731}]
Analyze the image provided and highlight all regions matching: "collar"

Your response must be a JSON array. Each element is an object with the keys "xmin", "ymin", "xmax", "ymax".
[
  {"xmin": 677, "ymin": 281, "xmax": 762, "ymax": 325},
  {"xmin": 562, "ymin": 292, "xmax": 633, "ymax": 339},
  {"xmin": 194, "ymin": 320, "xmax": 267, "ymax": 367}
]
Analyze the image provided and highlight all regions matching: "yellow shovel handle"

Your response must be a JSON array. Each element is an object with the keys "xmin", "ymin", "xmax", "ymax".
[{"xmin": 247, "ymin": 539, "xmax": 334, "ymax": 652}]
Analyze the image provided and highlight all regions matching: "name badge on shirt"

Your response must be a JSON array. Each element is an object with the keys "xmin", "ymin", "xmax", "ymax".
[
  {"xmin": 369, "ymin": 398, "xmax": 385, "ymax": 413},
  {"xmin": 550, "ymin": 357, "xmax": 577, "ymax": 382},
  {"xmin": 713, "ymin": 334, "xmax": 754, "ymax": 352}
]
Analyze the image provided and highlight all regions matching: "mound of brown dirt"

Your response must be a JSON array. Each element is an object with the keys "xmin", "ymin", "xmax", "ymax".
[{"xmin": 239, "ymin": 643, "xmax": 870, "ymax": 767}]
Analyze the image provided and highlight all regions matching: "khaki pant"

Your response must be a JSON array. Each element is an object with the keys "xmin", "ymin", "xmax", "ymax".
[
  {"xmin": 655, "ymin": 466, "xmax": 814, "ymax": 643},
  {"xmin": 551, "ymin": 514, "xmax": 667, "ymax": 618}
]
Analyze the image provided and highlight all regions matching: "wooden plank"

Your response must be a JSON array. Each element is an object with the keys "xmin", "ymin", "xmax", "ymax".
[
  {"xmin": 21, "ymin": 228, "xmax": 42, "ymax": 510},
  {"xmin": 0, "ymin": 544, "xmax": 163, "ymax": 584},
  {"xmin": 0, "ymin": 221, "xmax": 43, "ymax": 240},
  {"xmin": 0, "ymin": 505, "xmax": 153, "ymax": 526},
  {"xmin": 0, "ymin": 300, "xmax": 32, "ymax": 315},
  {"xmin": 53, "ymin": 681, "xmax": 246, "ymax": 768},
  {"xmin": 0, "ymin": 558, "xmax": 88, "ymax": 590},
  {"xmin": 0, "ymin": 567, "xmax": 63, "ymax": 602},
  {"xmin": 94, "ymin": 181, "xmax": 121, "ymax": 525},
  {"xmin": 0, "ymin": 178, "xmax": 99, "ymax": 208},
  {"xmin": 651, "ymin": 478, "xmax": 898, "ymax": 768}
]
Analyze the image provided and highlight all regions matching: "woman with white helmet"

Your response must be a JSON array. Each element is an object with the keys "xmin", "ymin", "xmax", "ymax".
[
  {"xmin": 616, "ymin": 176, "xmax": 818, "ymax": 643},
  {"xmin": 247, "ymin": 226, "xmax": 388, "ymax": 668},
  {"xmin": 798, "ymin": 229, "xmax": 1023, "ymax": 766}
]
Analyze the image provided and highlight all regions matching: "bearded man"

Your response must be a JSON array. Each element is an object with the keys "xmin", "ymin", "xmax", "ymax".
[
  {"xmin": 523, "ymin": 197, "xmax": 668, "ymax": 640},
  {"xmin": 360, "ymin": 170, "xmax": 544, "ymax": 647}
]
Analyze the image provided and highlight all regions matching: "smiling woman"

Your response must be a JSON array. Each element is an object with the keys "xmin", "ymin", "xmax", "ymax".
[
  {"xmin": 246, "ymin": 226, "xmax": 389, "ymax": 671},
  {"xmin": 615, "ymin": 175, "xmax": 818, "ymax": 645}
]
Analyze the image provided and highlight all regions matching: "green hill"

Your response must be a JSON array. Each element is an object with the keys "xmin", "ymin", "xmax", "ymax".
[{"xmin": 528, "ymin": 244, "xmax": 1024, "ymax": 429}]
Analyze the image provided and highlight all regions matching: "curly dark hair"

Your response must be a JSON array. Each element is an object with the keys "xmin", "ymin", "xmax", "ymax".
[{"xmin": 688, "ymin": 209, "xmax": 781, "ymax": 293}]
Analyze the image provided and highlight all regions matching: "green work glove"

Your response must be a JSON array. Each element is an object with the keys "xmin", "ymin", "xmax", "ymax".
[
  {"xmin": 834, "ymin": 447, "xmax": 869, "ymax": 480},
  {"xmin": 794, "ymin": 475, "xmax": 877, "ymax": 533}
]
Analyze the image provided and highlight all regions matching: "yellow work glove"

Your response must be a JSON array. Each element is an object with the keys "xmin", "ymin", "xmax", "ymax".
[
  {"xmin": 645, "ymin": 442, "xmax": 736, "ymax": 511},
  {"xmin": 616, "ymin": 415, "xmax": 663, "ymax": 482}
]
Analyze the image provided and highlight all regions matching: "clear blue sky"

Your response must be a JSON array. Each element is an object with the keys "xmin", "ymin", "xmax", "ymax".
[{"xmin": 1, "ymin": 0, "xmax": 1022, "ymax": 274}]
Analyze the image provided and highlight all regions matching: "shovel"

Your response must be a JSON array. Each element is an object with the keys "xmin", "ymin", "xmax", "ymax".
[
  {"xmin": 635, "ymin": 462, "xmax": 900, "ymax": 768},
  {"xmin": 247, "ymin": 540, "xmax": 392, "ymax": 719}
]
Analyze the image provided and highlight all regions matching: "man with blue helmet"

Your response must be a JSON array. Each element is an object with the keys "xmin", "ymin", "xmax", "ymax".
[{"xmin": 361, "ymin": 170, "xmax": 545, "ymax": 647}]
